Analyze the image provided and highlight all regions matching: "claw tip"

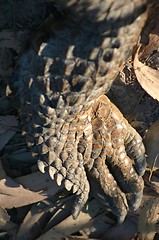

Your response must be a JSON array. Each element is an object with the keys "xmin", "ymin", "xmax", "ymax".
[{"xmin": 37, "ymin": 160, "xmax": 46, "ymax": 173}]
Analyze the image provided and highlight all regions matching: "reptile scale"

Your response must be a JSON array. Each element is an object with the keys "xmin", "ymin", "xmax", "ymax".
[{"xmin": 12, "ymin": 0, "xmax": 149, "ymax": 222}]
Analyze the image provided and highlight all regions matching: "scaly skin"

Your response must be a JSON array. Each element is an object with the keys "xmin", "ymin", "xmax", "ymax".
[{"xmin": 13, "ymin": 0, "xmax": 148, "ymax": 222}]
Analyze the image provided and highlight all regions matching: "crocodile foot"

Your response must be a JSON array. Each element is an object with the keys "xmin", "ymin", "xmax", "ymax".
[{"xmin": 36, "ymin": 95, "xmax": 146, "ymax": 222}]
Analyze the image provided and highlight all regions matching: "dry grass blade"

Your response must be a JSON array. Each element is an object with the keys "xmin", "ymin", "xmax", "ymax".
[
  {"xmin": 134, "ymin": 45, "xmax": 159, "ymax": 101},
  {"xmin": 145, "ymin": 175, "xmax": 159, "ymax": 195}
]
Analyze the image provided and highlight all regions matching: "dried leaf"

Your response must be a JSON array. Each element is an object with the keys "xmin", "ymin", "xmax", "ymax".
[
  {"xmin": 0, "ymin": 158, "xmax": 7, "ymax": 179},
  {"xmin": 0, "ymin": 130, "xmax": 16, "ymax": 151},
  {"xmin": 139, "ymin": 34, "xmax": 159, "ymax": 60},
  {"xmin": 144, "ymin": 119, "xmax": 159, "ymax": 171},
  {"xmin": 16, "ymin": 199, "xmax": 73, "ymax": 240},
  {"xmin": 16, "ymin": 171, "xmax": 64, "ymax": 196},
  {"xmin": 80, "ymin": 214, "xmax": 112, "ymax": 239},
  {"xmin": 134, "ymin": 45, "xmax": 159, "ymax": 101},
  {"xmin": 0, "ymin": 115, "xmax": 18, "ymax": 133},
  {"xmin": 0, "ymin": 153, "xmax": 64, "ymax": 209},
  {"xmin": 138, "ymin": 197, "xmax": 159, "ymax": 240},
  {"xmin": 37, "ymin": 200, "xmax": 103, "ymax": 240},
  {"xmin": 148, "ymin": 179, "xmax": 159, "ymax": 194},
  {"xmin": 130, "ymin": 120, "xmax": 145, "ymax": 129},
  {"xmin": 0, "ymin": 206, "xmax": 17, "ymax": 231},
  {"xmin": 0, "ymin": 170, "xmax": 64, "ymax": 209},
  {"xmin": 0, "ymin": 206, "xmax": 10, "ymax": 226},
  {"xmin": 16, "ymin": 202, "xmax": 50, "ymax": 240},
  {"xmin": 101, "ymin": 216, "xmax": 137, "ymax": 240},
  {"xmin": 0, "ymin": 172, "xmax": 62, "ymax": 208},
  {"xmin": 143, "ymin": 172, "xmax": 159, "ymax": 194},
  {"xmin": 0, "ymin": 176, "xmax": 45, "ymax": 209}
]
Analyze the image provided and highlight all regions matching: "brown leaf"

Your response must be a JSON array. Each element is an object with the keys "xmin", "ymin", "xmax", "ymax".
[
  {"xmin": 0, "ymin": 206, "xmax": 17, "ymax": 232},
  {"xmin": 0, "ymin": 115, "xmax": 18, "ymax": 133},
  {"xmin": 140, "ymin": 34, "xmax": 159, "ymax": 60},
  {"xmin": 130, "ymin": 120, "xmax": 145, "ymax": 129},
  {"xmin": 80, "ymin": 214, "xmax": 112, "ymax": 239},
  {"xmin": 0, "ymin": 171, "xmax": 64, "ymax": 209},
  {"xmin": 0, "ymin": 158, "xmax": 7, "ymax": 179},
  {"xmin": 0, "ymin": 130, "xmax": 16, "ymax": 151},
  {"xmin": 138, "ymin": 197, "xmax": 159, "ymax": 240},
  {"xmin": 16, "ymin": 199, "xmax": 73, "ymax": 240},
  {"xmin": 147, "ymin": 179, "xmax": 159, "ymax": 194},
  {"xmin": 15, "ymin": 171, "xmax": 63, "ymax": 196},
  {"xmin": 101, "ymin": 216, "xmax": 137, "ymax": 240},
  {"xmin": 0, "ymin": 206, "xmax": 10, "ymax": 226},
  {"xmin": 134, "ymin": 45, "xmax": 159, "ymax": 101},
  {"xmin": 16, "ymin": 202, "xmax": 50, "ymax": 240},
  {"xmin": 0, "ymin": 152, "xmax": 63, "ymax": 209},
  {"xmin": 0, "ymin": 165, "xmax": 63, "ymax": 209},
  {"xmin": 0, "ymin": 176, "xmax": 45, "ymax": 209},
  {"xmin": 37, "ymin": 199, "xmax": 103, "ymax": 240}
]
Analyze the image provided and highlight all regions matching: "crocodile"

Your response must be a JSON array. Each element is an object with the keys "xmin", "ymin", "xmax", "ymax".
[{"xmin": 12, "ymin": 0, "xmax": 148, "ymax": 222}]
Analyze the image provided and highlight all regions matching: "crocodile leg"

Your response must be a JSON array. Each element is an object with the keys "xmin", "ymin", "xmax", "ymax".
[{"xmin": 12, "ymin": 0, "xmax": 148, "ymax": 222}]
